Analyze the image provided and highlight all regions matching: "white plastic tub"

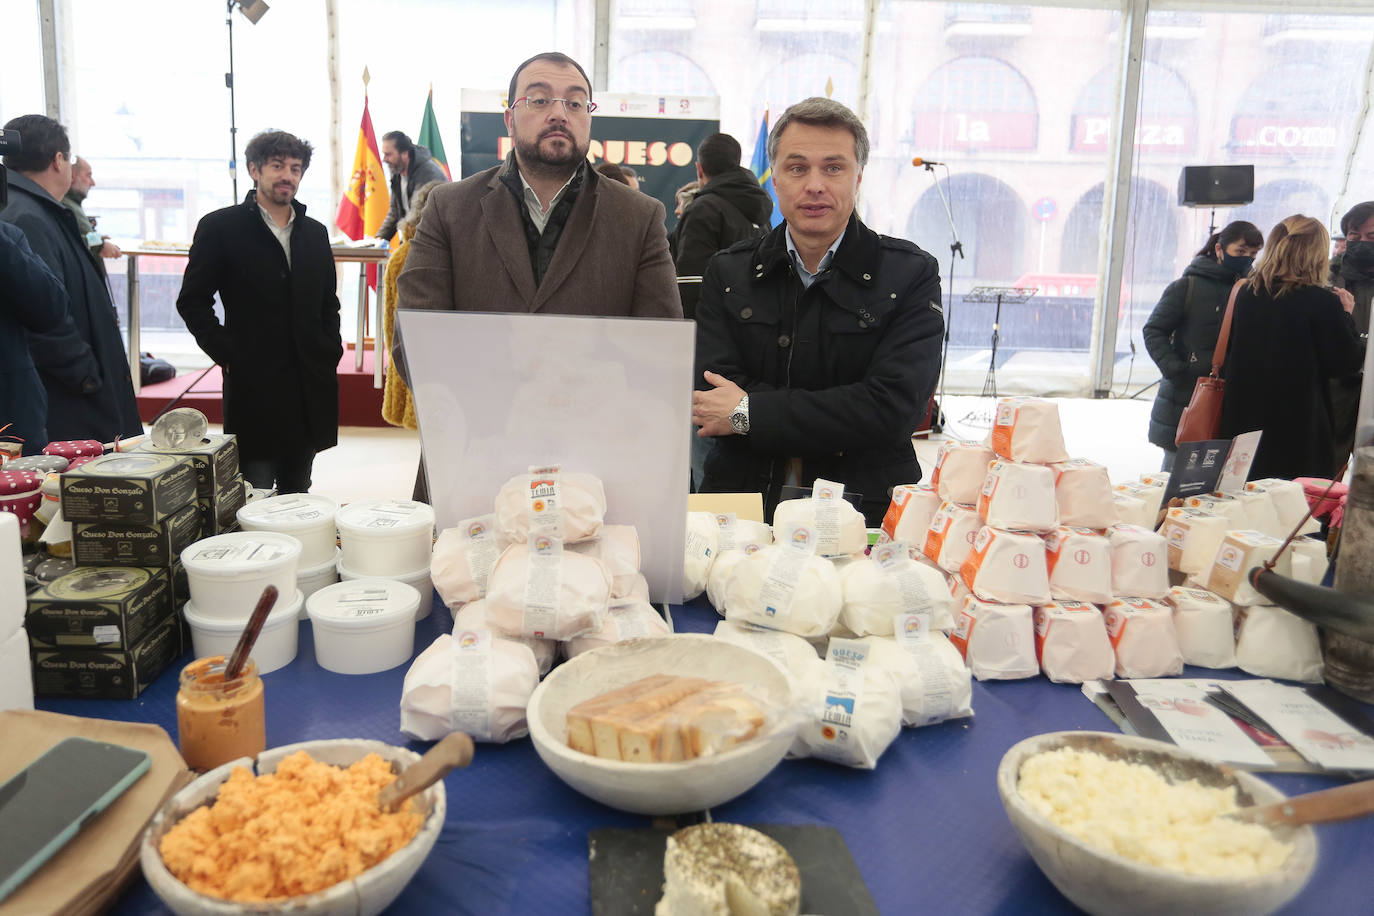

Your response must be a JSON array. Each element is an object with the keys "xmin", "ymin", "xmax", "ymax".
[
  {"xmin": 296, "ymin": 548, "xmax": 341, "ymax": 618},
  {"xmin": 182, "ymin": 590, "xmax": 303, "ymax": 674},
  {"xmin": 180, "ymin": 531, "xmax": 302, "ymax": 619},
  {"xmin": 235, "ymin": 494, "xmax": 339, "ymax": 567},
  {"xmin": 338, "ymin": 560, "xmax": 433, "ymax": 621},
  {"xmin": 306, "ymin": 578, "xmax": 419, "ymax": 674},
  {"xmin": 335, "ymin": 500, "xmax": 434, "ymax": 576}
]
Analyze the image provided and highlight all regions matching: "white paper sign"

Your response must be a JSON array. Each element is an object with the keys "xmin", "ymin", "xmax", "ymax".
[
  {"xmin": 1127, "ymin": 680, "xmax": 1274, "ymax": 768},
  {"xmin": 1223, "ymin": 680, "xmax": 1374, "ymax": 771},
  {"xmin": 399, "ymin": 311, "xmax": 693, "ymax": 603}
]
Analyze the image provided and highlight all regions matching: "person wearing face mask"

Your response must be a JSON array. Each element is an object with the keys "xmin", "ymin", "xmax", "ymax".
[
  {"xmin": 1143, "ymin": 220, "xmax": 1264, "ymax": 470},
  {"xmin": 1327, "ymin": 201, "xmax": 1374, "ymax": 472}
]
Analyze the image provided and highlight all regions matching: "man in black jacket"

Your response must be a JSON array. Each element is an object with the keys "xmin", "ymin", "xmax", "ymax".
[
  {"xmin": 673, "ymin": 132, "xmax": 772, "ymax": 319},
  {"xmin": 691, "ymin": 98, "xmax": 944, "ymax": 526},
  {"xmin": 1, "ymin": 114, "xmax": 142, "ymax": 445},
  {"xmin": 377, "ymin": 131, "xmax": 448, "ymax": 242},
  {"xmin": 176, "ymin": 130, "xmax": 342, "ymax": 493},
  {"xmin": 1329, "ymin": 200, "xmax": 1374, "ymax": 472}
]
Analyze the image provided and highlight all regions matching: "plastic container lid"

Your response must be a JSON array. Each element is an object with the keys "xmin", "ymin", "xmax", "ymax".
[
  {"xmin": 306, "ymin": 579, "xmax": 420, "ymax": 629},
  {"xmin": 236, "ymin": 493, "xmax": 339, "ymax": 532},
  {"xmin": 181, "ymin": 531, "xmax": 303, "ymax": 577},
  {"xmin": 183, "ymin": 590, "xmax": 303, "ymax": 631},
  {"xmin": 335, "ymin": 500, "xmax": 435, "ymax": 536}
]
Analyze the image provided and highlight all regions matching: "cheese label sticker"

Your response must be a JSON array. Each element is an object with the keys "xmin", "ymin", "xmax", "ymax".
[
  {"xmin": 526, "ymin": 467, "xmax": 565, "ymax": 538},
  {"xmin": 608, "ymin": 604, "xmax": 652, "ymax": 640},
  {"xmin": 92, "ymin": 624, "xmax": 121, "ymax": 645},
  {"xmin": 523, "ymin": 534, "xmax": 564, "ymax": 638},
  {"xmin": 449, "ymin": 629, "xmax": 494, "ymax": 739},
  {"xmin": 714, "ymin": 512, "xmax": 739, "ymax": 550},
  {"xmin": 462, "ymin": 517, "xmax": 501, "ymax": 595},
  {"xmin": 812, "ymin": 478, "xmax": 845, "ymax": 554},
  {"xmin": 895, "ymin": 611, "xmax": 933, "ymax": 647},
  {"xmin": 1104, "ymin": 607, "xmax": 1127, "ymax": 646},
  {"xmin": 1216, "ymin": 544, "xmax": 1243, "ymax": 572},
  {"xmin": 192, "ymin": 539, "xmax": 290, "ymax": 563},
  {"xmin": 758, "ymin": 528, "xmax": 813, "ymax": 622},
  {"xmin": 814, "ymin": 638, "xmax": 870, "ymax": 764},
  {"xmin": 949, "ymin": 609, "xmax": 976, "ymax": 658}
]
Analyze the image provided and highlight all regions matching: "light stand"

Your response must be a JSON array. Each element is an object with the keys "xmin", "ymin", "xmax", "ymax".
[
  {"xmin": 925, "ymin": 163, "xmax": 963, "ymax": 421},
  {"xmin": 963, "ymin": 286, "xmax": 1038, "ymax": 399},
  {"xmin": 225, "ymin": 0, "xmax": 269, "ymax": 202}
]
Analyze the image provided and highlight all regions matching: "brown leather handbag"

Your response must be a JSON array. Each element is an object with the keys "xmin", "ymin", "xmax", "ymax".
[{"xmin": 1175, "ymin": 280, "xmax": 1244, "ymax": 446}]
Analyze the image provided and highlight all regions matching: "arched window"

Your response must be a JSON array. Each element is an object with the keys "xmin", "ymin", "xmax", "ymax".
[
  {"xmin": 755, "ymin": 53, "xmax": 859, "ymax": 116},
  {"xmin": 913, "ymin": 56, "xmax": 1037, "ymax": 152},
  {"xmin": 1229, "ymin": 63, "xmax": 1350, "ymax": 159},
  {"xmin": 1061, "ymin": 179, "xmax": 1178, "ymax": 283},
  {"xmin": 1232, "ymin": 180, "xmax": 1330, "ymax": 239},
  {"xmin": 1071, "ymin": 62, "xmax": 1196, "ymax": 154},
  {"xmin": 908, "ymin": 173, "xmax": 1027, "ymax": 282},
  {"xmin": 611, "ymin": 50, "xmax": 717, "ymax": 97}
]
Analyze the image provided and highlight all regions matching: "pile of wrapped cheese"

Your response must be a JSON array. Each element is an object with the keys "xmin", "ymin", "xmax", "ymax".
[{"xmin": 405, "ymin": 466, "xmax": 671, "ymax": 744}]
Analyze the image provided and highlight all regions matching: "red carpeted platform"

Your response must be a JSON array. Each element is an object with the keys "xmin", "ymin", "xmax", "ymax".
[{"xmin": 136, "ymin": 348, "xmax": 388, "ymax": 427}]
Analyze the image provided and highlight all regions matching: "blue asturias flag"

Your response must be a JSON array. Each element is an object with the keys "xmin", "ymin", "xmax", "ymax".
[{"xmin": 749, "ymin": 111, "xmax": 784, "ymax": 228}]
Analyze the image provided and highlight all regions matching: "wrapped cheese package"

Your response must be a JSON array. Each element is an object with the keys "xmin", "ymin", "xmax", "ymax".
[
  {"xmin": 713, "ymin": 619, "xmax": 825, "ymax": 686},
  {"xmin": 568, "ymin": 524, "xmax": 641, "ymax": 598},
  {"xmin": 1164, "ymin": 586, "xmax": 1236, "ymax": 669},
  {"xmin": 1289, "ymin": 537, "xmax": 1328, "ymax": 585},
  {"xmin": 400, "ymin": 630, "xmax": 539, "ymax": 743},
  {"xmin": 959, "ymin": 527, "xmax": 1051, "ymax": 606},
  {"xmin": 1043, "ymin": 526, "xmax": 1112, "ymax": 604},
  {"xmin": 1113, "ymin": 490, "xmax": 1155, "ymax": 529},
  {"xmin": 987, "ymin": 397, "xmax": 1070, "ymax": 464},
  {"xmin": 1235, "ymin": 487, "xmax": 1286, "ymax": 540},
  {"xmin": 976, "ymin": 460, "xmax": 1058, "ymax": 532},
  {"xmin": 1235, "ymin": 606, "xmax": 1324, "ymax": 683},
  {"xmin": 773, "ymin": 480, "xmax": 867, "ymax": 557},
  {"xmin": 1139, "ymin": 472, "xmax": 1170, "ymax": 488},
  {"xmin": 1160, "ymin": 506, "xmax": 1232, "ymax": 576},
  {"xmin": 1106, "ymin": 524, "xmax": 1170, "ymax": 599},
  {"xmin": 930, "ymin": 440, "xmax": 994, "ymax": 504},
  {"xmin": 564, "ymin": 599, "xmax": 672, "ymax": 658},
  {"xmin": 683, "ymin": 511, "xmax": 720, "ymax": 601},
  {"xmin": 1104, "ymin": 597, "xmax": 1183, "ymax": 678},
  {"xmin": 705, "ymin": 547, "xmax": 747, "ymax": 615},
  {"xmin": 1182, "ymin": 493, "xmax": 1249, "ymax": 528},
  {"xmin": 1033, "ymin": 601, "xmax": 1115, "ymax": 684},
  {"xmin": 839, "ymin": 542, "xmax": 957, "ymax": 635},
  {"xmin": 880, "ymin": 483, "xmax": 943, "ymax": 545},
  {"xmin": 1051, "ymin": 458, "xmax": 1117, "ymax": 529},
  {"xmin": 949, "ymin": 597, "xmax": 1039, "ymax": 681},
  {"xmin": 453, "ymin": 600, "xmax": 555, "ymax": 676},
  {"xmin": 1126, "ymin": 479, "xmax": 1167, "ymax": 515},
  {"xmin": 923, "ymin": 501, "xmax": 982, "ymax": 572},
  {"xmin": 494, "ymin": 468, "xmax": 606, "ymax": 544},
  {"xmin": 1202, "ymin": 529, "xmax": 1293, "ymax": 605},
  {"xmin": 791, "ymin": 637, "xmax": 904, "ymax": 769},
  {"xmin": 1246, "ymin": 478, "xmax": 1320, "ymax": 535},
  {"xmin": 711, "ymin": 514, "xmax": 773, "ymax": 553},
  {"xmin": 484, "ymin": 537, "xmax": 611, "ymax": 640},
  {"xmin": 723, "ymin": 525, "xmax": 843, "ymax": 638},
  {"xmin": 431, "ymin": 514, "xmax": 503, "ymax": 607},
  {"xmin": 873, "ymin": 618, "xmax": 974, "ymax": 727}
]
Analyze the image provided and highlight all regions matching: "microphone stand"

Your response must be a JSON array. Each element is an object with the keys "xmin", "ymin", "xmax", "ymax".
[
  {"xmin": 226, "ymin": 0, "xmax": 239, "ymax": 202},
  {"xmin": 927, "ymin": 163, "xmax": 964, "ymax": 422}
]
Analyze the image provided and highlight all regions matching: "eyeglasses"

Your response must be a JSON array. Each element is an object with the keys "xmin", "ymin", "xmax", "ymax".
[{"xmin": 511, "ymin": 96, "xmax": 597, "ymax": 115}]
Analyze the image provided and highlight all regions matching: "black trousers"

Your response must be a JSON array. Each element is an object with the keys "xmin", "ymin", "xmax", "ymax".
[{"xmin": 241, "ymin": 445, "xmax": 315, "ymax": 494}]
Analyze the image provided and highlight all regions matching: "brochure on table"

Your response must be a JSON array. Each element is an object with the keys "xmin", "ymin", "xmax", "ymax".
[{"xmin": 399, "ymin": 310, "xmax": 694, "ymax": 603}]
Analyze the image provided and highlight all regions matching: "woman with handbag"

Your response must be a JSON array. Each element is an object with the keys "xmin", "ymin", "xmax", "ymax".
[
  {"xmin": 1143, "ymin": 220, "xmax": 1263, "ymax": 470},
  {"xmin": 1218, "ymin": 215, "xmax": 1362, "ymax": 481}
]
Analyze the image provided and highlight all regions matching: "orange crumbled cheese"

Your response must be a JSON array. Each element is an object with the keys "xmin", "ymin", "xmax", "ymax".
[{"xmin": 159, "ymin": 750, "xmax": 423, "ymax": 901}]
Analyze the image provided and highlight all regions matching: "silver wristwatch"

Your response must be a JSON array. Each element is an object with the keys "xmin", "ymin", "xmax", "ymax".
[{"xmin": 729, "ymin": 394, "xmax": 750, "ymax": 435}]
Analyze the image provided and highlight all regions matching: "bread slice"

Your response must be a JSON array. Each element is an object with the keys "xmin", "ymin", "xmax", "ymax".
[
  {"xmin": 591, "ymin": 677, "xmax": 712, "ymax": 762},
  {"xmin": 565, "ymin": 674, "xmax": 675, "ymax": 755}
]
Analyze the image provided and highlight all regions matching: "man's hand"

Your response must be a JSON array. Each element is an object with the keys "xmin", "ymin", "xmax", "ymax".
[
  {"xmin": 1335, "ymin": 286, "xmax": 1356, "ymax": 314},
  {"xmin": 99, "ymin": 240, "xmax": 122, "ymax": 259},
  {"xmin": 692, "ymin": 370, "xmax": 745, "ymax": 437}
]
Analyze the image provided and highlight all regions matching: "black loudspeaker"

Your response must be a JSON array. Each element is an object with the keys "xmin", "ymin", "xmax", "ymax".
[{"xmin": 1178, "ymin": 165, "xmax": 1254, "ymax": 208}]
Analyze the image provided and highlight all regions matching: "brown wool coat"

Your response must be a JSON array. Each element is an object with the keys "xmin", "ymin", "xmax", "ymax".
[{"xmin": 393, "ymin": 161, "xmax": 682, "ymax": 375}]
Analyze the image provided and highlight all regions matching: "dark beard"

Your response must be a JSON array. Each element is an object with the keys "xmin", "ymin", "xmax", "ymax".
[
  {"xmin": 514, "ymin": 128, "xmax": 585, "ymax": 180},
  {"xmin": 69, "ymin": 187, "xmax": 88, "ymax": 203}
]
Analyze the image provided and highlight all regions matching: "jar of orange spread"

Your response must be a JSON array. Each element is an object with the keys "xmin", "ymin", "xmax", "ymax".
[{"xmin": 176, "ymin": 656, "xmax": 266, "ymax": 771}]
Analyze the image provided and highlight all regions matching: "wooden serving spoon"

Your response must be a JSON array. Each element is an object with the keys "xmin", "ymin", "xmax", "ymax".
[
  {"xmin": 1226, "ymin": 779, "xmax": 1374, "ymax": 828},
  {"xmin": 377, "ymin": 732, "xmax": 476, "ymax": 812}
]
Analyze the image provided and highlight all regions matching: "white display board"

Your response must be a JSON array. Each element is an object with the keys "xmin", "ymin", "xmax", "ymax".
[{"xmin": 398, "ymin": 311, "xmax": 694, "ymax": 603}]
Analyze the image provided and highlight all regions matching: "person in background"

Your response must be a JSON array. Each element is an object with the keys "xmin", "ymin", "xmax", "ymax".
[
  {"xmin": 1219, "ymin": 215, "xmax": 1362, "ymax": 481},
  {"xmin": 1328, "ymin": 200, "xmax": 1374, "ymax": 472},
  {"xmin": 594, "ymin": 161, "xmax": 631, "ymax": 185},
  {"xmin": 176, "ymin": 130, "xmax": 342, "ymax": 494},
  {"xmin": 0, "ymin": 114, "xmax": 141, "ymax": 444},
  {"xmin": 376, "ymin": 130, "xmax": 448, "ymax": 243},
  {"xmin": 620, "ymin": 166, "xmax": 640, "ymax": 191},
  {"xmin": 691, "ymin": 98, "xmax": 943, "ymax": 526},
  {"xmin": 380, "ymin": 179, "xmax": 444, "ymax": 431},
  {"xmin": 63, "ymin": 156, "xmax": 121, "ymax": 262},
  {"xmin": 1142, "ymin": 220, "xmax": 1263, "ymax": 470}
]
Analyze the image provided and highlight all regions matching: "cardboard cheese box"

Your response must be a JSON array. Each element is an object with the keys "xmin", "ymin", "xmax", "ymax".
[
  {"xmin": 198, "ymin": 474, "xmax": 247, "ymax": 536},
  {"xmin": 60, "ymin": 453, "xmax": 197, "ymax": 524},
  {"xmin": 25, "ymin": 565, "xmax": 173, "ymax": 650},
  {"xmin": 138, "ymin": 434, "xmax": 240, "ymax": 498},
  {"xmin": 30, "ymin": 609, "xmax": 187, "ymax": 699},
  {"xmin": 71, "ymin": 501, "xmax": 202, "ymax": 568}
]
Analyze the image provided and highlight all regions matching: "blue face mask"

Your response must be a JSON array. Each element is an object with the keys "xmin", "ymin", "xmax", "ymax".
[{"xmin": 1221, "ymin": 253, "xmax": 1254, "ymax": 276}]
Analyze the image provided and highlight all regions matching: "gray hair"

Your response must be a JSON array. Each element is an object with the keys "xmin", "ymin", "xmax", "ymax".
[{"xmin": 767, "ymin": 97, "xmax": 869, "ymax": 169}]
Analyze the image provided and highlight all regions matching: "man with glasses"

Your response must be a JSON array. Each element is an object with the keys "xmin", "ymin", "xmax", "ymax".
[{"xmin": 1, "ymin": 114, "xmax": 142, "ymax": 444}]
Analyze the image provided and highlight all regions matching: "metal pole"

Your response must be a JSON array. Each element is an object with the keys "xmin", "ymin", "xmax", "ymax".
[
  {"xmin": 1088, "ymin": 0, "xmax": 1147, "ymax": 398},
  {"xmin": 38, "ymin": 0, "xmax": 63, "ymax": 122},
  {"xmin": 126, "ymin": 254, "xmax": 141, "ymax": 395},
  {"xmin": 226, "ymin": 1, "xmax": 239, "ymax": 202},
  {"xmin": 356, "ymin": 262, "xmax": 367, "ymax": 373},
  {"xmin": 375, "ymin": 260, "xmax": 386, "ymax": 389},
  {"xmin": 592, "ymin": 0, "xmax": 611, "ymax": 93}
]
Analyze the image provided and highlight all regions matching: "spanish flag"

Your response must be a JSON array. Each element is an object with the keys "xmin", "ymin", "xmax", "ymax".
[{"xmin": 336, "ymin": 95, "xmax": 390, "ymax": 242}]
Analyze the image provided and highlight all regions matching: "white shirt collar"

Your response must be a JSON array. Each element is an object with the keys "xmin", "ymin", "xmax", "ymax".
[
  {"xmin": 518, "ymin": 168, "xmax": 578, "ymax": 234},
  {"xmin": 785, "ymin": 226, "xmax": 845, "ymax": 289}
]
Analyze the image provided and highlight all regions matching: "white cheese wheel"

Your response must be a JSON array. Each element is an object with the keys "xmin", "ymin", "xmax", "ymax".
[
  {"xmin": 494, "ymin": 470, "xmax": 606, "ymax": 545},
  {"xmin": 567, "ymin": 524, "xmax": 641, "ymax": 598},
  {"xmin": 1164, "ymin": 586, "xmax": 1237, "ymax": 669},
  {"xmin": 858, "ymin": 634, "xmax": 973, "ymax": 727},
  {"xmin": 959, "ymin": 526, "xmax": 1051, "ymax": 606},
  {"xmin": 563, "ymin": 599, "xmax": 672, "ymax": 658},
  {"xmin": 1033, "ymin": 601, "xmax": 1115, "ymax": 684},
  {"xmin": 723, "ymin": 544, "xmax": 842, "ymax": 638},
  {"xmin": 977, "ymin": 460, "xmax": 1058, "ymax": 532},
  {"xmin": 1106, "ymin": 524, "xmax": 1170, "ymax": 599},
  {"xmin": 712, "ymin": 619, "xmax": 825, "ymax": 687},
  {"xmin": 790, "ymin": 637, "xmax": 904, "ymax": 769},
  {"xmin": 1104, "ymin": 598, "xmax": 1183, "ymax": 679},
  {"xmin": 1043, "ymin": 526, "xmax": 1113, "ymax": 605},
  {"xmin": 987, "ymin": 397, "xmax": 1069, "ymax": 464},
  {"xmin": 949, "ymin": 597, "xmax": 1038, "ymax": 681},
  {"xmin": 839, "ymin": 550, "xmax": 957, "ymax": 635},
  {"xmin": 1050, "ymin": 458, "xmax": 1117, "ymax": 529},
  {"xmin": 711, "ymin": 516, "xmax": 773, "ymax": 552},
  {"xmin": 772, "ymin": 496, "xmax": 867, "ymax": 557},
  {"xmin": 930, "ymin": 440, "xmax": 994, "ymax": 504},
  {"xmin": 431, "ymin": 515, "xmax": 502, "ymax": 607},
  {"xmin": 1235, "ymin": 605, "xmax": 1324, "ymax": 683},
  {"xmin": 484, "ymin": 543, "xmax": 611, "ymax": 640},
  {"xmin": 399, "ymin": 631, "xmax": 539, "ymax": 743},
  {"xmin": 453, "ymin": 599, "xmax": 556, "ymax": 676},
  {"xmin": 656, "ymin": 823, "xmax": 801, "ymax": 916},
  {"xmin": 683, "ymin": 511, "xmax": 720, "ymax": 601}
]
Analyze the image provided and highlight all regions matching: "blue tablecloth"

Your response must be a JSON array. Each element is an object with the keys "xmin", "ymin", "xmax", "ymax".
[{"xmin": 37, "ymin": 597, "xmax": 1373, "ymax": 915}]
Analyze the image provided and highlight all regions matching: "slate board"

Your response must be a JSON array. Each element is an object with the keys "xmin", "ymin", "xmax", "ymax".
[{"xmin": 588, "ymin": 823, "xmax": 879, "ymax": 916}]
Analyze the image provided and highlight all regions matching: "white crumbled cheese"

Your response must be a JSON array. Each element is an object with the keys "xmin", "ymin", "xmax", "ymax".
[{"xmin": 1017, "ymin": 748, "xmax": 1292, "ymax": 878}]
